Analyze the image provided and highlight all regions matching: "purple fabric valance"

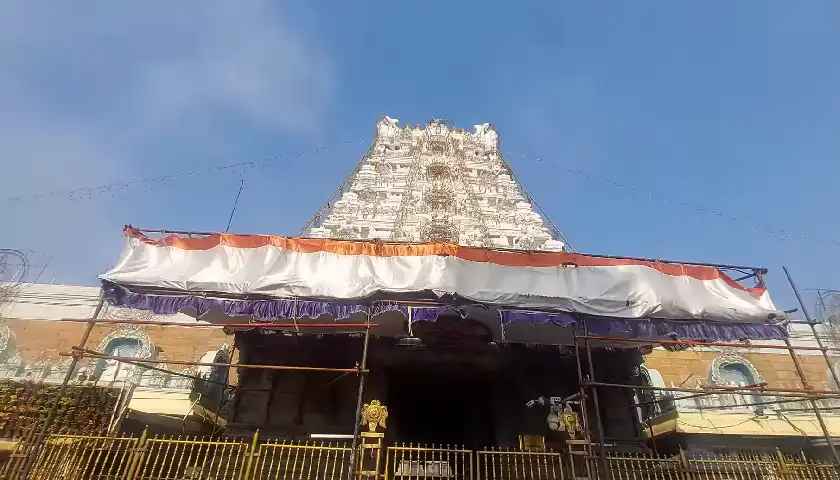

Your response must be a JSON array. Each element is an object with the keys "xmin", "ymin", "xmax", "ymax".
[
  {"xmin": 102, "ymin": 282, "xmax": 406, "ymax": 321},
  {"xmin": 411, "ymin": 306, "xmax": 575, "ymax": 327},
  {"xmin": 582, "ymin": 316, "xmax": 788, "ymax": 342},
  {"xmin": 410, "ymin": 305, "xmax": 787, "ymax": 342},
  {"xmin": 102, "ymin": 283, "xmax": 787, "ymax": 343}
]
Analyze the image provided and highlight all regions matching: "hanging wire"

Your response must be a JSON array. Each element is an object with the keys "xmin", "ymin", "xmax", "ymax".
[
  {"xmin": 504, "ymin": 149, "xmax": 840, "ymax": 250},
  {"xmin": 3, "ymin": 138, "xmax": 366, "ymax": 205},
  {"xmin": 4, "ymin": 135, "xmax": 840, "ymax": 250}
]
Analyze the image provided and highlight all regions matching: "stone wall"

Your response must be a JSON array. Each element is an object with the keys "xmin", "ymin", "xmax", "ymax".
[
  {"xmin": 0, "ymin": 317, "xmax": 232, "ymax": 389},
  {"xmin": 644, "ymin": 348, "xmax": 839, "ymax": 391}
]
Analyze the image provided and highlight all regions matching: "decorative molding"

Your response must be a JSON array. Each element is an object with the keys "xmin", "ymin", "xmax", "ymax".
[
  {"xmin": 136, "ymin": 363, "xmax": 171, "ymax": 388},
  {"xmin": 0, "ymin": 322, "xmax": 16, "ymax": 363},
  {"xmin": 46, "ymin": 358, "xmax": 73, "ymax": 382},
  {"xmin": 24, "ymin": 360, "xmax": 52, "ymax": 380},
  {"xmin": 306, "ymin": 116, "xmax": 565, "ymax": 252},
  {"xmin": 169, "ymin": 365, "xmax": 199, "ymax": 390},
  {"xmin": 709, "ymin": 349, "xmax": 763, "ymax": 385},
  {"xmin": 95, "ymin": 324, "xmax": 154, "ymax": 360},
  {"xmin": 214, "ymin": 343, "xmax": 232, "ymax": 364},
  {"xmin": 91, "ymin": 324, "xmax": 154, "ymax": 382},
  {"xmin": 0, "ymin": 352, "xmax": 24, "ymax": 378},
  {"xmin": 102, "ymin": 303, "xmax": 155, "ymax": 321}
]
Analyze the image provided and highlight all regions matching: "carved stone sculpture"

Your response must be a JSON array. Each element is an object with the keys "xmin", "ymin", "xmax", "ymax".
[{"xmin": 305, "ymin": 116, "xmax": 566, "ymax": 252}]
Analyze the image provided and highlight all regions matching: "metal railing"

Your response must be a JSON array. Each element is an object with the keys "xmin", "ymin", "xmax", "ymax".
[
  {"xmin": 2, "ymin": 432, "xmax": 840, "ymax": 480},
  {"xmin": 605, "ymin": 450, "xmax": 840, "ymax": 480},
  {"xmin": 476, "ymin": 449, "xmax": 568, "ymax": 480},
  {"xmin": 385, "ymin": 444, "xmax": 473, "ymax": 480},
  {"xmin": 3, "ymin": 433, "xmax": 139, "ymax": 480},
  {"xmin": 135, "ymin": 434, "xmax": 248, "ymax": 479},
  {"xmin": 254, "ymin": 439, "xmax": 352, "ymax": 480}
]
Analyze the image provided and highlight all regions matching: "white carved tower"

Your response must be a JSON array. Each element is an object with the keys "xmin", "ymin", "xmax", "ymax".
[{"xmin": 304, "ymin": 116, "xmax": 567, "ymax": 251}]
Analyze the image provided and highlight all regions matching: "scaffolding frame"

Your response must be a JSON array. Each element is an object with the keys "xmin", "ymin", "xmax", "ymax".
[
  {"xmin": 572, "ymin": 264, "xmax": 840, "ymax": 479},
  {"xmin": 12, "ymin": 228, "xmax": 840, "ymax": 477},
  {"xmin": 18, "ymin": 303, "xmax": 377, "ymax": 480}
]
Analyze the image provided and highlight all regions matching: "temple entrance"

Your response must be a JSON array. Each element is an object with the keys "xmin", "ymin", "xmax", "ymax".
[{"xmin": 386, "ymin": 366, "xmax": 496, "ymax": 449}]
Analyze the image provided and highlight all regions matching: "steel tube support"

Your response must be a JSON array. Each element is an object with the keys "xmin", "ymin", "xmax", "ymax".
[
  {"xmin": 575, "ymin": 334, "xmax": 840, "ymax": 352},
  {"xmin": 64, "ymin": 348, "xmax": 367, "ymax": 374},
  {"xmin": 783, "ymin": 266, "xmax": 840, "ymax": 460},
  {"xmin": 583, "ymin": 332, "xmax": 611, "ymax": 479},
  {"xmin": 349, "ymin": 319, "xmax": 372, "ymax": 480},
  {"xmin": 573, "ymin": 335, "xmax": 589, "ymax": 437},
  {"xmin": 585, "ymin": 381, "xmax": 840, "ymax": 398},
  {"xmin": 783, "ymin": 266, "xmax": 840, "ymax": 391},
  {"xmin": 781, "ymin": 335, "xmax": 840, "ymax": 464},
  {"xmin": 572, "ymin": 334, "xmax": 594, "ymax": 479},
  {"xmin": 21, "ymin": 297, "xmax": 104, "ymax": 479}
]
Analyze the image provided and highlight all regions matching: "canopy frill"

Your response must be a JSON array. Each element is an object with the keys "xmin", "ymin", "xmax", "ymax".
[{"xmin": 98, "ymin": 227, "xmax": 788, "ymax": 345}]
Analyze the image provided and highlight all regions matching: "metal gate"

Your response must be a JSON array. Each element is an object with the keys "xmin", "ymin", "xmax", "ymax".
[{"xmin": 3, "ymin": 433, "xmax": 840, "ymax": 480}]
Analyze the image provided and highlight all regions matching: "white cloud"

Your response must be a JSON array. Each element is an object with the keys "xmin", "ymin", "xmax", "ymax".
[{"xmin": 0, "ymin": 1, "xmax": 334, "ymax": 284}]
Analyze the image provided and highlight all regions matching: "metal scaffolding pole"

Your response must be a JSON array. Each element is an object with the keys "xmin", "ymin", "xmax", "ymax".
[
  {"xmin": 580, "ymin": 319, "xmax": 610, "ymax": 479},
  {"xmin": 63, "ymin": 348, "xmax": 368, "ymax": 374},
  {"xmin": 783, "ymin": 266, "xmax": 840, "ymax": 460},
  {"xmin": 349, "ymin": 318, "xmax": 372, "ymax": 480},
  {"xmin": 20, "ymin": 296, "xmax": 105, "ymax": 479},
  {"xmin": 780, "ymin": 334, "xmax": 840, "ymax": 464},
  {"xmin": 783, "ymin": 267, "xmax": 840, "ymax": 392},
  {"xmin": 575, "ymin": 334, "xmax": 840, "ymax": 352},
  {"xmin": 572, "ymin": 330, "xmax": 595, "ymax": 478},
  {"xmin": 586, "ymin": 381, "xmax": 840, "ymax": 398}
]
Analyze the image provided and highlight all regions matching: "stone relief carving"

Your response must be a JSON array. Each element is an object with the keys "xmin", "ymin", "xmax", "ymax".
[
  {"xmin": 306, "ymin": 116, "xmax": 565, "ymax": 252},
  {"xmin": 24, "ymin": 359, "xmax": 52, "ymax": 380},
  {"xmin": 215, "ymin": 343, "xmax": 232, "ymax": 363},
  {"xmin": 46, "ymin": 358, "xmax": 73, "ymax": 382},
  {"xmin": 376, "ymin": 116, "xmax": 400, "ymax": 143},
  {"xmin": 473, "ymin": 123, "xmax": 499, "ymax": 152},
  {"xmin": 0, "ymin": 322, "xmax": 15, "ymax": 363},
  {"xmin": 170, "ymin": 365, "xmax": 200, "ymax": 390},
  {"xmin": 95, "ymin": 324, "xmax": 154, "ymax": 360},
  {"xmin": 90, "ymin": 324, "xmax": 154, "ymax": 382},
  {"xmin": 704, "ymin": 350, "xmax": 764, "ymax": 409},
  {"xmin": 0, "ymin": 353, "xmax": 24, "ymax": 378},
  {"xmin": 709, "ymin": 349, "xmax": 763, "ymax": 386},
  {"xmin": 136, "ymin": 362, "xmax": 171, "ymax": 388},
  {"xmin": 102, "ymin": 303, "xmax": 155, "ymax": 322}
]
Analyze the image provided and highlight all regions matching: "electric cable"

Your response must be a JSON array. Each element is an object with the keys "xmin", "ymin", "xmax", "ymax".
[
  {"xmin": 4, "ymin": 137, "xmax": 840, "ymax": 249},
  {"xmin": 3, "ymin": 138, "xmax": 366, "ymax": 204}
]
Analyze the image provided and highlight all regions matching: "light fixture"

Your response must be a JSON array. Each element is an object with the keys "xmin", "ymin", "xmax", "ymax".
[{"xmin": 396, "ymin": 337, "xmax": 423, "ymax": 347}]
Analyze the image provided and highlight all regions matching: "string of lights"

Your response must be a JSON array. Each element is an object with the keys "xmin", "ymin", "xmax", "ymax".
[
  {"xmin": 3, "ymin": 138, "xmax": 366, "ymax": 205},
  {"xmin": 3, "ymin": 137, "xmax": 838, "ymax": 250},
  {"xmin": 505, "ymin": 150, "xmax": 840, "ymax": 250}
]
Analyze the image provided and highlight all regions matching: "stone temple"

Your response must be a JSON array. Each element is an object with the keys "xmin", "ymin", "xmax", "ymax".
[{"xmin": 305, "ymin": 116, "xmax": 567, "ymax": 251}]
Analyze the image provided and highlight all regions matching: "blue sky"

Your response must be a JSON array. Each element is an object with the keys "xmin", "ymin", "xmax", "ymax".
[{"xmin": 1, "ymin": 1, "xmax": 838, "ymax": 315}]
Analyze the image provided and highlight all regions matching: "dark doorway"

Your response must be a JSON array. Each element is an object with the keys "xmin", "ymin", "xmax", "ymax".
[{"xmin": 387, "ymin": 367, "xmax": 496, "ymax": 449}]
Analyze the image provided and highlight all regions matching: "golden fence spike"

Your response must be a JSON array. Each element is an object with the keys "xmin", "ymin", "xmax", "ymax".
[{"xmin": 238, "ymin": 429, "xmax": 261, "ymax": 480}]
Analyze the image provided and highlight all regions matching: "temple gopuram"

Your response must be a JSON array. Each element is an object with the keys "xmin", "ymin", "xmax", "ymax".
[{"xmin": 6, "ymin": 116, "xmax": 838, "ymax": 479}]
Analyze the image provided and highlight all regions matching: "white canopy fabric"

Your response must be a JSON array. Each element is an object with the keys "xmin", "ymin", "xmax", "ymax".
[{"xmin": 100, "ymin": 229, "xmax": 783, "ymax": 324}]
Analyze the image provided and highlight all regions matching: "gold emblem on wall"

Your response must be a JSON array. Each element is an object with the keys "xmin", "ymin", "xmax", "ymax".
[
  {"xmin": 361, "ymin": 400, "xmax": 388, "ymax": 432},
  {"xmin": 560, "ymin": 406, "xmax": 582, "ymax": 439}
]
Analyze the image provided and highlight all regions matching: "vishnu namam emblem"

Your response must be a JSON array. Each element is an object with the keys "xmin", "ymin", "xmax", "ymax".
[
  {"xmin": 560, "ymin": 406, "xmax": 582, "ymax": 439},
  {"xmin": 361, "ymin": 400, "xmax": 388, "ymax": 432}
]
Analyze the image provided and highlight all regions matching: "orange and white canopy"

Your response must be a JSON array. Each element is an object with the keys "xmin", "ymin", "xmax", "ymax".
[{"xmin": 100, "ymin": 228, "xmax": 783, "ymax": 324}]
